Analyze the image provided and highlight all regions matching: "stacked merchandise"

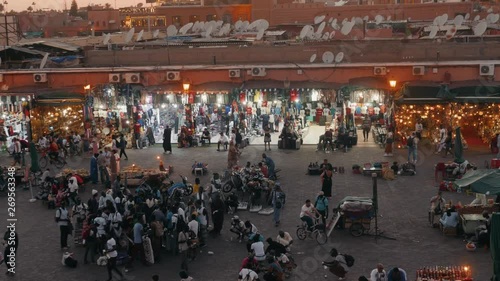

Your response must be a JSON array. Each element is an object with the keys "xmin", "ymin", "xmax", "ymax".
[{"xmin": 415, "ymin": 266, "xmax": 472, "ymax": 281}]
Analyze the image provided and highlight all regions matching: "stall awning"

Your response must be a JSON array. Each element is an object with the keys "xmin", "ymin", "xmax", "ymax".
[
  {"xmin": 348, "ymin": 77, "xmax": 391, "ymax": 90},
  {"xmin": 241, "ymin": 80, "xmax": 285, "ymax": 90},
  {"xmin": 193, "ymin": 81, "xmax": 240, "ymax": 91},
  {"xmin": 396, "ymin": 80, "xmax": 500, "ymax": 104},
  {"xmin": 289, "ymin": 81, "xmax": 340, "ymax": 89},
  {"xmin": 34, "ymin": 92, "xmax": 84, "ymax": 106}
]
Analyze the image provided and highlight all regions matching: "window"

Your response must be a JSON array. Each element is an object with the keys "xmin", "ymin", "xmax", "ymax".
[
  {"xmin": 172, "ymin": 16, "xmax": 182, "ymax": 27},
  {"xmin": 95, "ymin": 21, "xmax": 100, "ymax": 27},
  {"xmin": 102, "ymin": 21, "xmax": 106, "ymax": 27},
  {"xmin": 206, "ymin": 14, "xmax": 217, "ymax": 21},
  {"xmin": 222, "ymin": 13, "xmax": 232, "ymax": 24}
]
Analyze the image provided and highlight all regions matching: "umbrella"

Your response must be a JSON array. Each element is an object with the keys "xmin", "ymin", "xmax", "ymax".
[
  {"xmin": 491, "ymin": 213, "xmax": 500, "ymax": 281},
  {"xmin": 29, "ymin": 142, "xmax": 40, "ymax": 173},
  {"xmin": 454, "ymin": 127, "xmax": 465, "ymax": 164},
  {"xmin": 455, "ymin": 169, "xmax": 500, "ymax": 195}
]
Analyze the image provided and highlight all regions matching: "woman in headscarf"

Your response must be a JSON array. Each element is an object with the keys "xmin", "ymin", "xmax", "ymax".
[{"xmin": 163, "ymin": 126, "xmax": 172, "ymax": 154}]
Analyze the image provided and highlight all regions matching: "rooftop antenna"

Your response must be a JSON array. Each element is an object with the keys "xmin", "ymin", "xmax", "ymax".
[
  {"xmin": 40, "ymin": 52, "xmax": 49, "ymax": 69},
  {"xmin": 166, "ymin": 25, "xmax": 178, "ymax": 37},
  {"xmin": 310, "ymin": 54, "xmax": 317, "ymax": 63},
  {"xmin": 453, "ymin": 14, "xmax": 464, "ymax": 27},
  {"xmin": 322, "ymin": 51, "xmax": 334, "ymax": 64},
  {"xmin": 486, "ymin": 13, "xmax": 499, "ymax": 24},
  {"xmin": 299, "ymin": 25, "xmax": 314, "ymax": 39}
]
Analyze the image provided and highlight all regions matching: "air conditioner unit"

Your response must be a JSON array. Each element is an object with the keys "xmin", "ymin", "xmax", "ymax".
[
  {"xmin": 33, "ymin": 73, "xmax": 47, "ymax": 83},
  {"xmin": 373, "ymin": 67, "xmax": 387, "ymax": 76},
  {"xmin": 124, "ymin": 73, "xmax": 141, "ymax": 84},
  {"xmin": 229, "ymin": 69, "xmax": 240, "ymax": 78},
  {"xmin": 167, "ymin": 71, "xmax": 181, "ymax": 81},
  {"xmin": 479, "ymin": 64, "xmax": 494, "ymax": 76},
  {"xmin": 412, "ymin": 66, "xmax": 425, "ymax": 76},
  {"xmin": 109, "ymin": 73, "xmax": 121, "ymax": 83},
  {"xmin": 251, "ymin": 67, "xmax": 266, "ymax": 77}
]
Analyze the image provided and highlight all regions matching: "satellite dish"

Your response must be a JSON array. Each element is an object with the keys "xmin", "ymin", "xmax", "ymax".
[
  {"xmin": 375, "ymin": 15, "xmax": 384, "ymax": 25},
  {"xmin": 488, "ymin": 7, "xmax": 494, "ymax": 13},
  {"xmin": 340, "ymin": 21, "xmax": 354, "ymax": 35},
  {"xmin": 310, "ymin": 54, "xmax": 317, "ymax": 63},
  {"xmin": 445, "ymin": 26, "xmax": 456, "ymax": 39},
  {"xmin": 299, "ymin": 25, "xmax": 314, "ymax": 39},
  {"xmin": 342, "ymin": 18, "xmax": 348, "ymax": 25},
  {"xmin": 256, "ymin": 29, "xmax": 265, "ymax": 40},
  {"xmin": 216, "ymin": 20, "xmax": 223, "ymax": 28},
  {"xmin": 331, "ymin": 19, "xmax": 339, "ymax": 30},
  {"xmin": 386, "ymin": 16, "xmax": 391, "ymax": 21},
  {"xmin": 322, "ymin": 51, "xmax": 334, "ymax": 64},
  {"xmin": 222, "ymin": 23, "xmax": 231, "ymax": 36},
  {"xmin": 433, "ymin": 16, "xmax": 440, "ymax": 26},
  {"xmin": 306, "ymin": 29, "xmax": 316, "ymax": 39},
  {"xmin": 103, "ymin": 33, "xmax": 111, "ymax": 45},
  {"xmin": 316, "ymin": 22, "xmax": 326, "ymax": 35},
  {"xmin": 259, "ymin": 19, "xmax": 270, "ymax": 31},
  {"xmin": 465, "ymin": 13, "xmax": 470, "ymax": 20},
  {"xmin": 335, "ymin": 52, "xmax": 344, "ymax": 63},
  {"xmin": 248, "ymin": 19, "xmax": 260, "ymax": 31},
  {"xmin": 314, "ymin": 15, "xmax": 326, "ymax": 25},
  {"xmin": 125, "ymin": 27, "xmax": 135, "ymax": 43},
  {"xmin": 429, "ymin": 25, "xmax": 439, "ymax": 39},
  {"xmin": 242, "ymin": 21, "xmax": 249, "ymax": 31},
  {"xmin": 235, "ymin": 20, "xmax": 242, "ymax": 30},
  {"xmin": 474, "ymin": 15, "xmax": 480, "ymax": 22},
  {"xmin": 166, "ymin": 25, "xmax": 177, "ymax": 37},
  {"xmin": 329, "ymin": 31, "xmax": 336, "ymax": 39},
  {"xmin": 328, "ymin": 17, "xmax": 333, "ymax": 23},
  {"xmin": 363, "ymin": 16, "xmax": 369, "ymax": 21},
  {"xmin": 153, "ymin": 29, "xmax": 160, "ymax": 38},
  {"xmin": 453, "ymin": 15, "xmax": 464, "ymax": 27},
  {"xmin": 205, "ymin": 25, "xmax": 213, "ymax": 38},
  {"xmin": 136, "ymin": 29, "xmax": 144, "ymax": 41},
  {"xmin": 322, "ymin": 32, "xmax": 330, "ymax": 40},
  {"xmin": 40, "ymin": 53, "xmax": 49, "ymax": 69},
  {"xmin": 438, "ymin": 14, "xmax": 448, "ymax": 26},
  {"xmin": 473, "ymin": 20, "xmax": 488, "ymax": 36},
  {"xmin": 354, "ymin": 17, "xmax": 363, "ymax": 25},
  {"xmin": 486, "ymin": 13, "xmax": 499, "ymax": 24},
  {"xmin": 179, "ymin": 22, "xmax": 194, "ymax": 35}
]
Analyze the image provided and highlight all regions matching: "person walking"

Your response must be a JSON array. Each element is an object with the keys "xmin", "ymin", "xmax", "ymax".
[
  {"xmin": 163, "ymin": 126, "xmax": 172, "ymax": 154},
  {"xmin": 119, "ymin": 134, "xmax": 128, "ymax": 160},
  {"xmin": 92, "ymin": 135, "xmax": 99, "ymax": 156},
  {"xmin": 178, "ymin": 226, "xmax": 190, "ymax": 274},
  {"xmin": 110, "ymin": 150, "xmax": 118, "ymax": 183},
  {"xmin": 227, "ymin": 141, "xmax": 239, "ymax": 169},
  {"xmin": 97, "ymin": 151, "xmax": 110, "ymax": 185},
  {"xmin": 264, "ymin": 125, "xmax": 272, "ymax": 151},
  {"xmin": 415, "ymin": 119, "xmax": 423, "ymax": 140},
  {"xmin": 362, "ymin": 115, "xmax": 371, "ymax": 142},
  {"xmin": 384, "ymin": 130, "xmax": 394, "ymax": 157},
  {"xmin": 55, "ymin": 201, "xmax": 71, "ymax": 250},
  {"xmin": 271, "ymin": 185, "xmax": 285, "ymax": 226},
  {"xmin": 90, "ymin": 153, "xmax": 99, "ymax": 184},
  {"xmin": 104, "ymin": 233, "xmax": 124, "ymax": 281},
  {"xmin": 210, "ymin": 194, "xmax": 225, "ymax": 236},
  {"xmin": 320, "ymin": 166, "xmax": 333, "ymax": 198}
]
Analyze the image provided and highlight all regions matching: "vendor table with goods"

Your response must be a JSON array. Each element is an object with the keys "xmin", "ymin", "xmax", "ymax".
[
  {"xmin": 121, "ymin": 165, "xmax": 169, "ymax": 188},
  {"xmin": 415, "ymin": 266, "xmax": 473, "ymax": 281}
]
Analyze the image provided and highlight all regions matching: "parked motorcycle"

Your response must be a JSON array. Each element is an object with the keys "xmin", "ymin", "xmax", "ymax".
[
  {"xmin": 166, "ymin": 175, "xmax": 193, "ymax": 199},
  {"xmin": 222, "ymin": 170, "xmax": 247, "ymax": 193}
]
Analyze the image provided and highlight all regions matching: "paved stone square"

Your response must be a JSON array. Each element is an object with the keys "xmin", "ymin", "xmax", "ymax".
[{"xmin": 0, "ymin": 131, "xmax": 494, "ymax": 281}]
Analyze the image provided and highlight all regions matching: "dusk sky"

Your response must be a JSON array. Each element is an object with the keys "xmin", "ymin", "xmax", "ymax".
[{"xmin": 7, "ymin": 0, "xmax": 142, "ymax": 12}]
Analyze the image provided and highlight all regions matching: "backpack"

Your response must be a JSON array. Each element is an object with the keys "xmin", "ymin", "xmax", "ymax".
[
  {"xmin": 407, "ymin": 136, "xmax": 414, "ymax": 148},
  {"xmin": 342, "ymin": 254, "xmax": 355, "ymax": 267}
]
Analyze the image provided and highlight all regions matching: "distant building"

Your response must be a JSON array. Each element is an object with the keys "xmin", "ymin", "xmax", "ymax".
[{"xmin": 17, "ymin": 11, "xmax": 90, "ymax": 38}]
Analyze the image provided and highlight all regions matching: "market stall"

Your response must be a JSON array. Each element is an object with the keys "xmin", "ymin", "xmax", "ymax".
[
  {"xmin": 415, "ymin": 266, "xmax": 473, "ymax": 281},
  {"xmin": 0, "ymin": 95, "xmax": 31, "ymax": 148}
]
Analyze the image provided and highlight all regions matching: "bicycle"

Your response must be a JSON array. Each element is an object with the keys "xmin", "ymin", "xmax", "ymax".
[
  {"xmin": 296, "ymin": 218, "xmax": 327, "ymax": 245},
  {"xmin": 38, "ymin": 149, "xmax": 66, "ymax": 169}
]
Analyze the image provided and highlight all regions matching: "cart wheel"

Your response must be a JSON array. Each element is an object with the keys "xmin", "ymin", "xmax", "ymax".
[
  {"xmin": 349, "ymin": 223, "xmax": 364, "ymax": 237},
  {"xmin": 315, "ymin": 231, "xmax": 328, "ymax": 245},
  {"xmin": 296, "ymin": 227, "xmax": 307, "ymax": 240}
]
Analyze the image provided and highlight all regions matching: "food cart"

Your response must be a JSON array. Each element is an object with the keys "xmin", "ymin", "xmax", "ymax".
[{"xmin": 335, "ymin": 196, "xmax": 375, "ymax": 237}]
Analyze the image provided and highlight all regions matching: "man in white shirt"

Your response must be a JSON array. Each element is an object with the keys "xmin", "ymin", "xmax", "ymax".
[
  {"xmin": 55, "ymin": 201, "xmax": 70, "ymax": 249},
  {"xmin": 299, "ymin": 199, "xmax": 320, "ymax": 231},
  {"xmin": 370, "ymin": 263, "xmax": 387, "ymax": 281},
  {"xmin": 436, "ymin": 125, "xmax": 447, "ymax": 153},
  {"xmin": 217, "ymin": 132, "xmax": 229, "ymax": 151},
  {"xmin": 238, "ymin": 267, "xmax": 260, "ymax": 281},
  {"xmin": 187, "ymin": 214, "xmax": 199, "ymax": 238},
  {"xmin": 94, "ymin": 211, "xmax": 108, "ymax": 238},
  {"xmin": 250, "ymin": 234, "xmax": 266, "ymax": 261},
  {"xmin": 105, "ymin": 234, "xmax": 124, "ymax": 281}
]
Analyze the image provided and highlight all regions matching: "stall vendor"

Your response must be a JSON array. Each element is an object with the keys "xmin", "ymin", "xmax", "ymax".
[{"xmin": 439, "ymin": 206, "xmax": 459, "ymax": 229}]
